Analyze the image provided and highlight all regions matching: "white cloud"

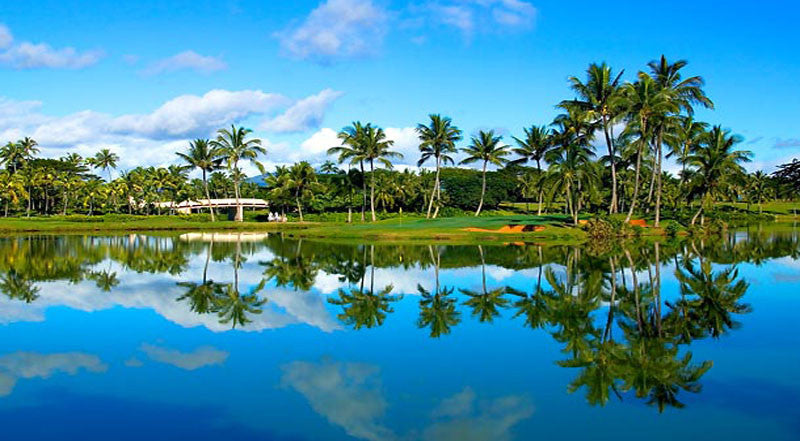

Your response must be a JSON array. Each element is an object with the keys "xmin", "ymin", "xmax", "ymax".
[
  {"xmin": 262, "ymin": 89, "xmax": 343, "ymax": 133},
  {"xmin": 425, "ymin": 0, "xmax": 537, "ymax": 36},
  {"xmin": 109, "ymin": 89, "xmax": 288, "ymax": 139},
  {"xmin": 0, "ymin": 87, "xmax": 341, "ymax": 171},
  {"xmin": 143, "ymin": 50, "xmax": 227, "ymax": 75},
  {"xmin": 276, "ymin": 0, "xmax": 388, "ymax": 64},
  {"xmin": 0, "ymin": 23, "xmax": 103, "ymax": 69},
  {"xmin": 281, "ymin": 360, "xmax": 397, "ymax": 441},
  {"xmin": 0, "ymin": 351, "xmax": 107, "ymax": 397},
  {"xmin": 139, "ymin": 343, "xmax": 229, "ymax": 370},
  {"xmin": 384, "ymin": 126, "xmax": 419, "ymax": 165}
]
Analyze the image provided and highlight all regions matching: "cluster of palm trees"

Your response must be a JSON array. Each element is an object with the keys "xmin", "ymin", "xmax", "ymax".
[
  {"xmin": 2, "ymin": 55, "xmax": 796, "ymax": 224},
  {"xmin": 0, "ymin": 126, "xmax": 266, "ymax": 220}
]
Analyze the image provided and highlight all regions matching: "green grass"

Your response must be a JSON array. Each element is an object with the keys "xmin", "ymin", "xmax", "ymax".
[
  {"xmin": 0, "ymin": 215, "xmax": 300, "ymax": 233},
  {"xmin": 0, "ymin": 205, "xmax": 795, "ymax": 242},
  {"xmin": 0, "ymin": 213, "xmax": 585, "ymax": 242}
]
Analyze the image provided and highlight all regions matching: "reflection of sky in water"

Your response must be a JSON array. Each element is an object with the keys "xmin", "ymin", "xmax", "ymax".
[{"xmin": 0, "ymin": 235, "xmax": 798, "ymax": 440}]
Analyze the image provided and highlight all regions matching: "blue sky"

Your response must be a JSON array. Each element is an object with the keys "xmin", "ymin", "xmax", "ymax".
[{"xmin": 1, "ymin": 0, "xmax": 798, "ymax": 173}]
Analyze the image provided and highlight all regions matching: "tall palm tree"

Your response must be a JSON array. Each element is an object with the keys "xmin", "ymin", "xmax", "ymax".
[
  {"xmin": 176, "ymin": 139, "xmax": 222, "ymax": 221},
  {"xmin": 687, "ymin": 126, "xmax": 751, "ymax": 225},
  {"xmin": 362, "ymin": 124, "xmax": 403, "ymax": 221},
  {"xmin": 93, "ymin": 148, "xmax": 119, "ymax": 181},
  {"xmin": 561, "ymin": 63, "xmax": 625, "ymax": 213},
  {"xmin": 329, "ymin": 121, "xmax": 369, "ymax": 221},
  {"xmin": 648, "ymin": 56, "xmax": 713, "ymax": 227},
  {"xmin": 620, "ymin": 72, "xmax": 677, "ymax": 223},
  {"xmin": 210, "ymin": 125, "xmax": 266, "ymax": 222},
  {"xmin": 460, "ymin": 130, "xmax": 511, "ymax": 216},
  {"xmin": 417, "ymin": 114, "xmax": 463, "ymax": 219},
  {"xmin": 512, "ymin": 125, "xmax": 553, "ymax": 215}
]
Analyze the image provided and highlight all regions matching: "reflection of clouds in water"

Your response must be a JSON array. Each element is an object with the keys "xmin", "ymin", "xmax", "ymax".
[
  {"xmin": 771, "ymin": 257, "xmax": 800, "ymax": 283},
  {"xmin": 281, "ymin": 360, "xmax": 396, "ymax": 441},
  {"xmin": 425, "ymin": 387, "xmax": 534, "ymax": 441},
  {"xmin": 0, "ymin": 256, "xmax": 340, "ymax": 333},
  {"xmin": 282, "ymin": 359, "xmax": 533, "ymax": 441},
  {"xmin": 139, "ymin": 343, "xmax": 228, "ymax": 370},
  {"xmin": 0, "ymin": 351, "xmax": 107, "ymax": 397}
]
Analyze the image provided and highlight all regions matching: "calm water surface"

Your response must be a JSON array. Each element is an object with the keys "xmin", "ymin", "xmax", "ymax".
[{"xmin": 0, "ymin": 228, "xmax": 798, "ymax": 440}]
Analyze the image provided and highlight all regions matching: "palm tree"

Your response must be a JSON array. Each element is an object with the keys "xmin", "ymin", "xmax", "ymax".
[
  {"xmin": 648, "ymin": 56, "xmax": 713, "ymax": 227},
  {"xmin": 666, "ymin": 116, "xmax": 708, "ymax": 188},
  {"xmin": 318, "ymin": 160, "xmax": 340, "ymax": 175},
  {"xmin": 748, "ymin": 171, "xmax": 770, "ymax": 214},
  {"xmin": 0, "ymin": 170, "xmax": 27, "ymax": 216},
  {"xmin": 286, "ymin": 161, "xmax": 324, "ymax": 221},
  {"xmin": 460, "ymin": 130, "xmax": 511, "ymax": 216},
  {"xmin": 210, "ymin": 125, "xmax": 266, "ymax": 222},
  {"xmin": 363, "ymin": 124, "xmax": 403, "ymax": 221},
  {"xmin": 93, "ymin": 148, "xmax": 119, "ymax": 181},
  {"xmin": 561, "ymin": 63, "xmax": 625, "ymax": 213},
  {"xmin": 548, "ymin": 108, "xmax": 599, "ymax": 225},
  {"xmin": 0, "ymin": 142, "xmax": 23, "ymax": 173},
  {"xmin": 416, "ymin": 114, "xmax": 463, "ymax": 219},
  {"xmin": 176, "ymin": 139, "xmax": 222, "ymax": 221},
  {"xmin": 620, "ymin": 72, "xmax": 677, "ymax": 223},
  {"xmin": 512, "ymin": 125, "xmax": 553, "ymax": 215},
  {"xmin": 329, "ymin": 121, "xmax": 369, "ymax": 221},
  {"xmin": 687, "ymin": 126, "xmax": 751, "ymax": 225}
]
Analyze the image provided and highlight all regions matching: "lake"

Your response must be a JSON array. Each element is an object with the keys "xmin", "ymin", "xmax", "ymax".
[{"xmin": 0, "ymin": 227, "xmax": 798, "ymax": 440}]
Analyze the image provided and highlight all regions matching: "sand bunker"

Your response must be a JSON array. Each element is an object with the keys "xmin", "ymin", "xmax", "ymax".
[{"xmin": 463, "ymin": 224, "xmax": 546, "ymax": 234}]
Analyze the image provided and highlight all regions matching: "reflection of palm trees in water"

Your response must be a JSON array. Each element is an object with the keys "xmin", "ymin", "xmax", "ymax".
[
  {"xmin": 460, "ymin": 245, "xmax": 509, "ymax": 323},
  {"xmin": 417, "ymin": 245, "xmax": 460, "ymax": 337},
  {"xmin": 328, "ymin": 245, "xmax": 400, "ymax": 329},
  {"xmin": 0, "ymin": 270, "xmax": 40, "ymax": 303},
  {"xmin": 669, "ymin": 250, "xmax": 752, "ymax": 339},
  {"xmin": 261, "ymin": 239, "xmax": 318, "ymax": 291},
  {"xmin": 176, "ymin": 237, "xmax": 267, "ymax": 329},
  {"xmin": 509, "ymin": 246, "xmax": 550, "ymax": 330},
  {"xmin": 177, "ymin": 238, "xmax": 221, "ymax": 314}
]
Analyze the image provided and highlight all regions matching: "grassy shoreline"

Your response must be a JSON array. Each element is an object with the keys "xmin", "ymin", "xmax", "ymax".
[{"xmin": 3, "ymin": 214, "xmax": 796, "ymax": 244}]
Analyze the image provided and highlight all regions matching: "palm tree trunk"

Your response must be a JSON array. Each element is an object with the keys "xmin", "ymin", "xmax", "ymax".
[
  {"xmin": 203, "ymin": 170, "xmax": 216, "ymax": 222},
  {"xmin": 369, "ymin": 159, "xmax": 376, "ymax": 222},
  {"xmin": 690, "ymin": 199, "xmax": 704, "ymax": 225},
  {"xmin": 296, "ymin": 194, "xmax": 304, "ymax": 221},
  {"xmin": 655, "ymin": 130, "xmax": 664, "ymax": 227},
  {"xmin": 427, "ymin": 156, "xmax": 439, "ymax": 219},
  {"xmin": 645, "ymin": 151, "xmax": 657, "ymax": 210},
  {"xmin": 602, "ymin": 116, "xmax": 618, "ymax": 214},
  {"xmin": 433, "ymin": 157, "xmax": 442, "ymax": 219},
  {"xmin": 360, "ymin": 161, "xmax": 366, "ymax": 222},
  {"xmin": 536, "ymin": 160, "xmax": 544, "ymax": 216},
  {"xmin": 475, "ymin": 161, "xmax": 487, "ymax": 216},
  {"xmin": 625, "ymin": 137, "xmax": 646, "ymax": 223},
  {"xmin": 233, "ymin": 174, "xmax": 242, "ymax": 222}
]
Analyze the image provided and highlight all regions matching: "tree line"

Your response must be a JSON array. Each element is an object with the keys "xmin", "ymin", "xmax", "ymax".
[{"xmin": 1, "ymin": 55, "xmax": 797, "ymax": 223}]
